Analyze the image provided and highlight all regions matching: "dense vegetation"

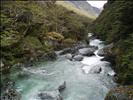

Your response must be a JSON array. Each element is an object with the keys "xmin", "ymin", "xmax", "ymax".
[
  {"xmin": 0, "ymin": 1, "xmax": 93, "ymax": 73},
  {"xmin": 92, "ymin": 0, "xmax": 133, "ymax": 85}
]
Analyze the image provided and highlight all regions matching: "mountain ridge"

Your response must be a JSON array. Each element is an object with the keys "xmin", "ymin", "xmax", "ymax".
[
  {"xmin": 68, "ymin": 1, "xmax": 101, "ymax": 16},
  {"xmin": 56, "ymin": 1, "xmax": 101, "ymax": 19}
]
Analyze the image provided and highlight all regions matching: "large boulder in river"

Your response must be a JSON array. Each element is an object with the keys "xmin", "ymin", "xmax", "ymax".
[
  {"xmin": 97, "ymin": 43, "xmax": 114, "ymax": 56},
  {"xmin": 38, "ymin": 90, "xmax": 62, "ymax": 100},
  {"xmin": 58, "ymin": 81, "xmax": 66, "ymax": 92},
  {"xmin": 97, "ymin": 49, "xmax": 104, "ymax": 56},
  {"xmin": 105, "ymin": 86, "xmax": 133, "ymax": 100},
  {"xmin": 65, "ymin": 53, "xmax": 72, "ymax": 60},
  {"xmin": 89, "ymin": 46, "xmax": 98, "ymax": 51},
  {"xmin": 73, "ymin": 55, "xmax": 83, "ymax": 61},
  {"xmin": 107, "ymin": 70, "xmax": 116, "ymax": 77},
  {"xmin": 98, "ymin": 43, "xmax": 115, "ymax": 64},
  {"xmin": 101, "ymin": 55, "xmax": 116, "ymax": 65},
  {"xmin": 90, "ymin": 66, "xmax": 102, "ymax": 74},
  {"xmin": 56, "ymin": 43, "xmax": 88, "ymax": 56},
  {"xmin": 78, "ymin": 48, "xmax": 95, "ymax": 56}
]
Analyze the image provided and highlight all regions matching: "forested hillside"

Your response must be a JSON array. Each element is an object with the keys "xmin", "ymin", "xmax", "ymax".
[
  {"xmin": 92, "ymin": 0, "xmax": 133, "ymax": 85},
  {"xmin": 0, "ymin": 1, "xmax": 93, "ymax": 73}
]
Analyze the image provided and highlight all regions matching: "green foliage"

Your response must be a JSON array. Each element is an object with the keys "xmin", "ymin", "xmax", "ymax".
[
  {"xmin": 63, "ymin": 38, "xmax": 76, "ymax": 44},
  {"xmin": 23, "ymin": 36, "xmax": 43, "ymax": 49},
  {"xmin": 22, "ymin": 36, "xmax": 53, "ymax": 52},
  {"xmin": 114, "ymin": 34, "xmax": 133, "ymax": 85},
  {"xmin": 46, "ymin": 32, "xmax": 64, "ymax": 41},
  {"xmin": 105, "ymin": 86, "xmax": 133, "ymax": 100},
  {"xmin": 1, "ymin": 29, "xmax": 21, "ymax": 47},
  {"xmin": 93, "ymin": 1, "xmax": 133, "ymax": 42},
  {"xmin": 60, "ymin": 38, "xmax": 76, "ymax": 48},
  {"xmin": 1, "ymin": 1, "xmax": 91, "ymax": 72},
  {"xmin": 92, "ymin": 0, "xmax": 133, "ymax": 85}
]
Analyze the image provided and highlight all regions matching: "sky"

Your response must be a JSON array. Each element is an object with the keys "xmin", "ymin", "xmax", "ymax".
[{"xmin": 87, "ymin": 1, "xmax": 107, "ymax": 8}]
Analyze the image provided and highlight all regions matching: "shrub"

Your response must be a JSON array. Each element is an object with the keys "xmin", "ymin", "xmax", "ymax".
[
  {"xmin": 46, "ymin": 32, "xmax": 64, "ymax": 41},
  {"xmin": 63, "ymin": 38, "xmax": 76, "ymax": 44},
  {"xmin": 1, "ymin": 29, "xmax": 21, "ymax": 47}
]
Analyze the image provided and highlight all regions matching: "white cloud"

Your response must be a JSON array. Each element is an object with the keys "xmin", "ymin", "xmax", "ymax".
[{"xmin": 87, "ymin": 1, "xmax": 107, "ymax": 8}]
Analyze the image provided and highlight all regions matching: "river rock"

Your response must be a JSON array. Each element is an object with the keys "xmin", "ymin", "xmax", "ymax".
[
  {"xmin": 74, "ymin": 43, "xmax": 88, "ymax": 50},
  {"xmin": 105, "ymin": 86, "xmax": 133, "ymax": 100},
  {"xmin": 39, "ymin": 52, "xmax": 57, "ymax": 61},
  {"xmin": 97, "ymin": 43, "xmax": 114, "ymax": 56},
  {"xmin": 2, "ymin": 89, "xmax": 21, "ymax": 100},
  {"xmin": 58, "ymin": 81, "xmax": 66, "ymax": 92},
  {"xmin": 73, "ymin": 55, "xmax": 83, "ymax": 61},
  {"xmin": 1, "ymin": 81, "xmax": 21, "ymax": 100},
  {"xmin": 65, "ymin": 54, "xmax": 72, "ymax": 60},
  {"xmin": 78, "ymin": 48, "xmax": 95, "ymax": 56},
  {"xmin": 58, "ymin": 48, "xmax": 73, "ymax": 55},
  {"xmin": 56, "ymin": 43, "xmax": 88, "ymax": 56},
  {"xmin": 101, "ymin": 55, "xmax": 116, "ymax": 65},
  {"xmin": 90, "ymin": 66, "xmax": 102, "ymax": 73},
  {"xmin": 38, "ymin": 90, "xmax": 62, "ymax": 100},
  {"xmin": 23, "ymin": 61, "xmax": 34, "ymax": 67},
  {"xmin": 89, "ymin": 46, "xmax": 98, "ymax": 51},
  {"xmin": 47, "ymin": 52, "xmax": 57, "ymax": 60},
  {"xmin": 107, "ymin": 71, "xmax": 116, "ymax": 76},
  {"xmin": 97, "ymin": 49, "xmax": 104, "ymax": 56}
]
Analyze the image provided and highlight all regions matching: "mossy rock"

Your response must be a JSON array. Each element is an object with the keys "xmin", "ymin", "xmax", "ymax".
[{"xmin": 105, "ymin": 86, "xmax": 133, "ymax": 100}]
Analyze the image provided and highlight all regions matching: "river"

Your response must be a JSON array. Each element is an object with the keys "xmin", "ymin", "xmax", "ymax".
[{"xmin": 9, "ymin": 34, "xmax": 116, "ymax": 100}]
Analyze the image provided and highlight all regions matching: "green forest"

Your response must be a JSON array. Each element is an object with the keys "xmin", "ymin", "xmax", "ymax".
[{"xmin": 92, "ymin": 0, "xmax": 133, "ymax": 85}]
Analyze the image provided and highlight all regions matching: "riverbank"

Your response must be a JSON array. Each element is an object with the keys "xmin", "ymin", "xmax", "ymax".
[{"xmin": 1, "ymin": 35, "xmax": 116, "ymax": 100}]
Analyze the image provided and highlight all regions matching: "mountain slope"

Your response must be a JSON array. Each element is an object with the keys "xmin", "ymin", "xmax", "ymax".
[
  {"xmin": 1, "ymin": 1, "xmax": 92, "ymax": 73},
  {"xmin": 92, "ymin": 6, "xmax": 101, "ymax": 15},
  {"xmin": 56, "ymin": 1, "xmax": 101, "ymax": 19},
  {"xmin": 92, "ymin": 0, "xmax": 133, "ymax": 85},
  {"xmin": 68, "ymin": 1, "xmax": 101, "ymax": 16}
]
